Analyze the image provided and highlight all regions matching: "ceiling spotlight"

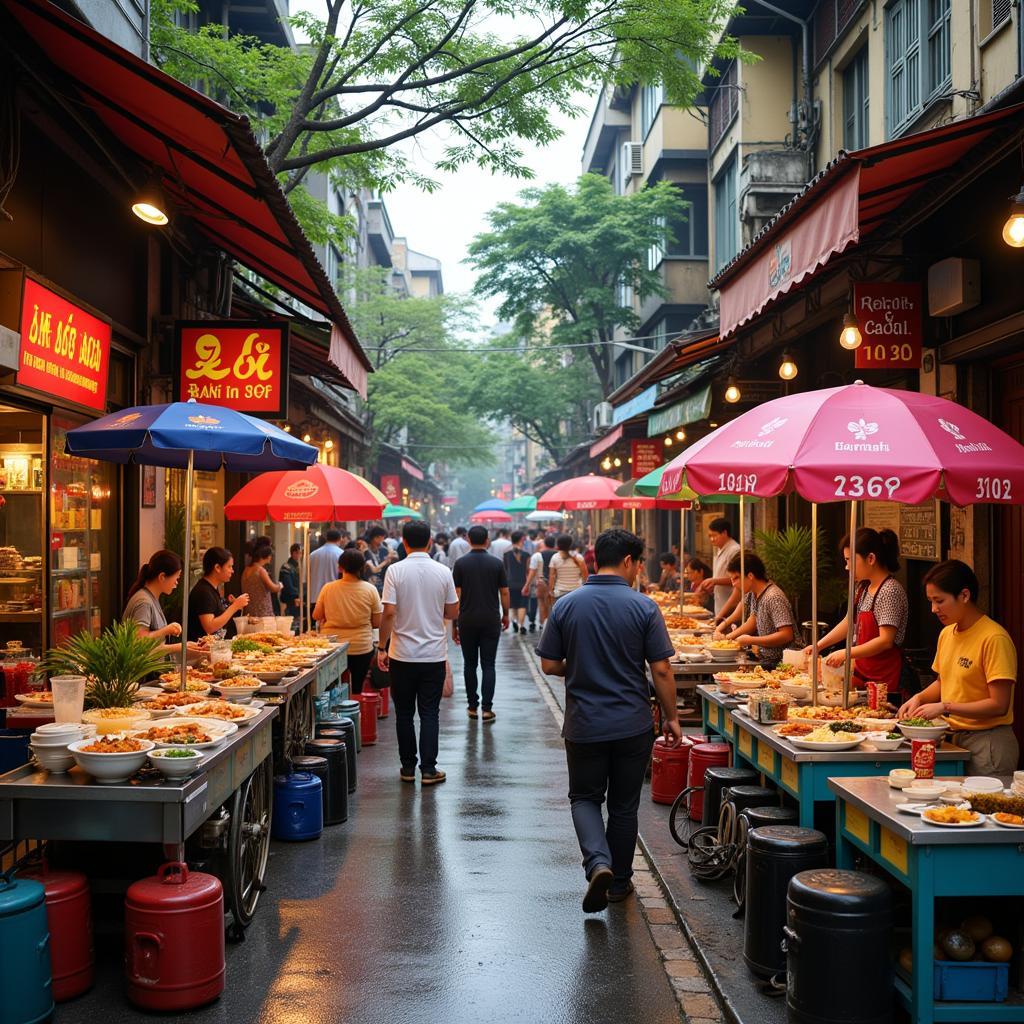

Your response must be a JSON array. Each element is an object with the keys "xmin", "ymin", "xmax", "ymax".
[
  {"xmin": 724, "ymin": 377, "xmax": 741, "ymax": 404},
  {"xmin": 839, "ymin": 311, "xmax": 862, "ymax": 350},
  {"xmin": 1003, "ymin": 185, "xmax": 1024, "ymax": 247},
  {"xmin": 131, "ymin": 173, "xmax": 170, "ymax": 226},
  {"xmin": 778, "ymin": 351, "xmax": 798, "ymax": 381}
]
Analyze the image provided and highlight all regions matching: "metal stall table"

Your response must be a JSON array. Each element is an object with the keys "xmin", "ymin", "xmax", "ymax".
[
  {"xmin": 699, "ymin": 686, "xmax": 968, "ymax": 827},
  {"xmin": 831, "ymin": 775, "xmax": 1024, "ymax": 1024}
]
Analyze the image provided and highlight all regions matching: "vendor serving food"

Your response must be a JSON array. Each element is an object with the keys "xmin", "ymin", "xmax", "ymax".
[
  {"xmin": 714, "ymin": 553, "xmax": 794, "ymax": 668},
  {"xmin": 123, "ymin": 550, "xmax": 203, "ymax": 661},
  {"xmin": 898, "ymin": 560, "xmax": 1018, "ymax": 776},
  {"xmin": 187, "ymin": 547, "xmax": 250, "ymax": 642},
  {"xmin": 802, "ymin": 528, "xmax": 909, "ymax": 700}
]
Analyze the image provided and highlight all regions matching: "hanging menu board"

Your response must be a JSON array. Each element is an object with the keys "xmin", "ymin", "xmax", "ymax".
[{"xmin": 862, "ymin": 500, "xmax": 940, "ymax": 561}]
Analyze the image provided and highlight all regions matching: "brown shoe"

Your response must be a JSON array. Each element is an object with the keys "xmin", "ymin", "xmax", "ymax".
[
  {"xmin": 482, "ymin": 710, "xmax": 496, "ymax": 723},
  {"xmin": 582, "ymin": 866, "xmax": 614, "ymax": 913},
  {"xmin": 467, "ymin": 707, "xmax": 478, "ymax": 719},
  {"xmin": 421, "ymin": 770, "xmax": 447, "ymax": 785}
]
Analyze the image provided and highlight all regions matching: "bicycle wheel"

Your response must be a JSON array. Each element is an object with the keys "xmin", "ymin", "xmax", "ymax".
[{"xmin": 669, "ymin": 787, "xmax": 701, "ymax": 847}]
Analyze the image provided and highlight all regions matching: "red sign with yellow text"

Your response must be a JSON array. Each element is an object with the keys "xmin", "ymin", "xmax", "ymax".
[
  {"xmin": 176, "ymin": 321, "xmax": 289, "ymax": 418},
  {"xmin": 380, "ymin": 475, "xmax": 401, "ymax": 503},
  {"xmin": 631, "ymin": 440, "xmax": 662, "ymax": 479},
  {"xmin": 17, "ymin": 278, "xmax": 110, "ymax": 411},
  {"xmin": 853, "ymin": 282, "xmax": 923, "ymax": 370}
]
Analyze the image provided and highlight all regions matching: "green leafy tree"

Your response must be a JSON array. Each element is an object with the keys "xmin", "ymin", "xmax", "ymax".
[
  {"xmin": 151, "ymin": 0, "xmax": 744, "ymax": 201},
  {"xmin": 468, "ymin": 174, "xmax": 691, "ymax": 395}
]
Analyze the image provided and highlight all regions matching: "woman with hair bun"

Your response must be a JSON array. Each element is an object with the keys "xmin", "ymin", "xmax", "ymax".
[
  {"xmin": 122, "ymin": 550, "xmax": 200, "ymax": 658},
  {"xmin": 803, "ymin": 527, "xmax": 909, "ymax": 699}
]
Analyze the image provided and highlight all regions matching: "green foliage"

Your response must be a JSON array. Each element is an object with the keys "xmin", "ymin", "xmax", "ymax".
[
  {"xmin": 754, "ymin": 526, "xmax": 846, "ymax": 625},
  {"xmin": 468, "ymin": 174, "xmax": 691, "ymax": 394},
  {"xmin": 41, "ymin": 621, "xmax": 169, "ymax": 708}
]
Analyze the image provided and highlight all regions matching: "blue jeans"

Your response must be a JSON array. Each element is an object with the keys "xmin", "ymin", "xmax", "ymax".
[
  {"xmin": 564, "ymin": 729, "xmax": 654, "ymax": 885},
  {"xmin": 389, "ymin": 660, "xmax": 445, "ymax": 774},
  {"xmin": 459, "ymin": 623, "xmax": 500, "ymax": 710}
]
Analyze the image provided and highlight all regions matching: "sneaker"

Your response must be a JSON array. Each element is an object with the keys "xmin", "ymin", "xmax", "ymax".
[
  {"xmin": 607, "ymin": 881, "xmax": 635, "ymax": 903},
  {"xmin": 512, "ymin": 622, "xmax": 519, "ymax": 634},
  {"xmin": 400, "ymin": 767, "xmax": 417, "ymax": 783},
  {"xmin": 528, "ymin": 622, "xmax": 536, "ymax": 633},
  {"xmin": 582, "ymin": 865, "xmax": 614, "ymax": 913},
  {"xmin": 467, "ymin": 707, "xmax": 479, "ymax": 719},
  {"xmin": 481, "ymin": 709, "xmax": 496, "ymax": 723},
  {"xmin": 421, "ymin": 770, "xmax": 447, "ymax": 785}
]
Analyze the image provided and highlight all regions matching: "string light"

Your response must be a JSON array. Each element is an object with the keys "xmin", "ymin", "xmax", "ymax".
[
  {"xmin": 664, "ymin": 436, "xmax": 673, "ymax": 447},
  {"xmin": 724, "ymin": 377, "xmax": 741, "ymax": 403},
  {"xmin": 613, "ymin": 457, "xmax": 622, "ymax": 467},
  {"xmin": 778, "ymin": 351, "xmax": 798, "ymax": 380},
  {"xmin": 839, "ymin": 311, "xmax": 862, "ymax": 350},
  {"xmin": 324, "ymin": 438, "xmax": 334, "ymax": 451},
  {"xmin": 675, "ymin": 429, "xmax": 686, "ymax": 441},
  {"xmin": 1003, "ymin": 185, "xmax": 1024, "ymax": 247}
]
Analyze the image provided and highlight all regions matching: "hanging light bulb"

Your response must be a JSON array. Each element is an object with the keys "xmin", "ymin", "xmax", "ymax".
[
  {"xmin": 302, "ymin": 432, "xmax": 312, "ymax": 443},
  {"xmin": 613, "ymin": 457, "xmax": 622, "ymax": 467},
  {"xmin": 601, "ymin": 456, "xmax": 612, "ymax": 470},
  {"xmin": 675, "ymin": 429, "xmax": 686, "ymax": 441},
  {"xmin": 724, "ymin": 377, "xmax": 741, "ymax": 404},
  {"xmin": 1003, "ymin": 186, "xmax": 1024, "ymax": 247},
  {"xmin": 778, "ymin": 351, "xmax": 798, "ymax": 381},
  {"xmin": 282, "ymin": 423, "xmax": 292, "ymax": 433},
  {"xmin": 324, "ymin": 438, "xmax": 334, "ymax": 451},
  {"xmin": 131, "ymin": 173, "xmax": 170, "ymax": 226},
  {"xmin": 664, "ymin": 436, "xmax": 673, "ymax": 447},
  {"xmin": 627, "ymin": 456, "xmax": 633, "ymax": 465},
  {"xmin": 839, "ymin": 312, "xmax": 862, "ymax": 350},
  {"xmin": 709, "ymin": 422, "xmax": 719, "ymax": 428}
]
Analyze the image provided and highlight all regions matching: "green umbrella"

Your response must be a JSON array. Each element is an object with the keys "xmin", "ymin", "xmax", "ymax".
[
  {"xmin": 505, "ymin": 495, "xmax": 538, "ymax": 514},
  {"xmin": 382, "ymin": 504, "xmax": 422, "ymax": 519}
]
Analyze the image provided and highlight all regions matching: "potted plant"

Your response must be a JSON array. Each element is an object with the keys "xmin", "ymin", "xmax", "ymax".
[{"xmin": 41, "ymin": 620, "xmax": 169, "ymax": 708}]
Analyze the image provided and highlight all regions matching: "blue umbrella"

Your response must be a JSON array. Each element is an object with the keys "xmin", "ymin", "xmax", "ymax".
[
  {"xmin": 473, "ymin": 498, "xmax": 509, "ymax": 512},
  {"xmin": 66, "ymin": 400, "xmax": 317, "ymax": 689}
]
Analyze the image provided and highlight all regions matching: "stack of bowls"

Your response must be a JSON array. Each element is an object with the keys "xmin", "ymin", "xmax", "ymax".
[{"xmin": 29, "ymin": 722, "xmax": 94, "ymax": 774}]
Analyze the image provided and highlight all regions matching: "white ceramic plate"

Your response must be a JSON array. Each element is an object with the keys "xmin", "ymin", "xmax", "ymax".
[
  {"xmin": 895, "ymin": 802, "xmax": 935, "ymax": 815},
  {"xmin": 131, "ymin": 719, "xmax": 235, "ymax": 749},
  {"xmin": 171, "ymin": 702, "xmax": 262, "ymax": 726},
  {"xmin": 14, "ymin": 693, "xmax": 54, "ymax": 708},
  {"xmin": 921, "ymin": 811, "xmax": 985, "ymax": 827},
  {"xmin": 788, "ymin": 737, "xmax": 863, "ymax": 751},
  {"xmin": 989, "ymin": 814, "xmax": 1024, "ymax": 829}
]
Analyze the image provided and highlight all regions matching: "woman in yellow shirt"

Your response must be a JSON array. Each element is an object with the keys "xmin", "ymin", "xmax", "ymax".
[
  {"xmin": 314, "ymin": 548, "xmax": 383, "ymax": 694},
  {"xmin": 899, "ymin": 560, "xmax": 1019, "ymax": 775}
]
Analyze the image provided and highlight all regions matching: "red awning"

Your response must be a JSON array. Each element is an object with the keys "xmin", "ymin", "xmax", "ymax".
[
  {"xmin": 716, "ymin": 102, "xmax": 1024, "ymax": 339},
  {"xmin": 4, "ymin": 0, "xmax": 371, "ymax": 396},
  {"xmin": 589, "ymin": 425, "xmax": 623, "ymax": 458}
]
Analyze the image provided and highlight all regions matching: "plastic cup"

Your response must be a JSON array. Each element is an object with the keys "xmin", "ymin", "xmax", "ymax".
[{"xmin": 50, "ymin": 675, "xmax": 87, "ymax": 724}]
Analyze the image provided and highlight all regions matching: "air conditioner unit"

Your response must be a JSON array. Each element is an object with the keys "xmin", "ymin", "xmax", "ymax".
[
  {"xmin": 622, "ymin": 141, "xmax": 643, "ymax": 177},
  {"xmin": 927, "ymin": 257, "xmax": 980, "ymax": 317},
  {"xmin": 593, "ymin": 402, "xmax": 614, "ymax": 431}
]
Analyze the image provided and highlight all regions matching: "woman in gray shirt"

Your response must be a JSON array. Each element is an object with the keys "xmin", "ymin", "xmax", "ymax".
[{"xmin": 123, "ymin": 549, "xmax": 196, "ymax": 658}]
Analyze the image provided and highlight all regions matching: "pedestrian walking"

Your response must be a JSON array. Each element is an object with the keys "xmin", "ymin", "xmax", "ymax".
[
  {"xmin": 378, "ymin": 520, "xmax": 459, "ymax": 785},
  {"xmin": 278, "ymin": 543, "xmax": 303, "ymax": 626},
  {"xmin": 503, "ymin": 531, "xmax": 532, "ymax": 634},
  {"xmin": 308, "ymin": 528, "xmax": 344, "ymax": 605},
  {"xmin": 538, "ymin": 528, "xmax": 681, "ymax": 913},
  {"xmin": 364, "ymin": 525, "xmax": 397, "ymax": 592},
  {"xmin": 447, "ymin": 526, "xmax": 471, "ymax": 564},
  {"xmin": 525, "ymin": 533, "xmax": 557, "ymax": 627},
  {"xmin": 452, "ymin": 525, "xmax": 509, "ymax": 721},
  {"xmin": 314, "ymin": 548, "xmax": 382, "ymax": 695},
  {"xmin": 549, "ymin": 533, "xmax": 588, "ymax": 601},
  {"xmin": 490, "ymin": 528, "xmax": 512, "ymax": 561}
]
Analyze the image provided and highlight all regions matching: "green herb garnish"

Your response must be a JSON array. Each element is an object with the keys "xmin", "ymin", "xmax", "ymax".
[{"xmin": 163, "ymin": 748, "xmax": 198, "ymax": 758}]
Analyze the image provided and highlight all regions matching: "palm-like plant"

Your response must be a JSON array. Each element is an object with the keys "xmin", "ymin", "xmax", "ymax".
[
  {"xmin": 754, "ymin": 526, "xmax": 847, "ymax": 626},
  {"xmin": 41, "ymin": 620, "xmax": 169, "ymax": 708}
]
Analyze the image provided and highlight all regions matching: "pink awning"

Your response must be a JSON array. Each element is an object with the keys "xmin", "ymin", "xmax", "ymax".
[
  {"xmin": 719, "ymin": 168, "xmax": 860, "ymax": 339},
  {"xmin": 400, "ymin": 458, "xmax": 424, "ymax": 481},
  {"xmin": 589, "ymin": 426, "xmax": 623, "ymax": 458}
]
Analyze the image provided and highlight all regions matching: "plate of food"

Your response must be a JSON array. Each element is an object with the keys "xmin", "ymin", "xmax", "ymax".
[
  {"xmin": 67, "ymin": 736, "xmax": 155, "ymax": 784},
  {"xmin": 133, "ymin": 718, "xmax": 236, "ymax": 749},
  {"xmin": 14, "ymin": 692, "xmax": 54, "ymax": 708},
  {"xmin": 922, "ymin": 806, "xmax": 984, "ymax": 827},
  {"xmin": 990, "ymin": 812, "xmax": 1024, "ymax": 829},
  {"xmin": 174, "ymin": 701, "xmax": 262, "ymax": 725},
  {"xmin": 787, "ymin": 725, "xmax": 864, "ymax": 751},
  {"xmin": 773, "ymin": 721, "xmax": 816, "ymax": 738}
]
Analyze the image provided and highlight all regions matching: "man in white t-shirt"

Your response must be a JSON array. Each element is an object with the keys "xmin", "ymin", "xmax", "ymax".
[
  {"xmin": 447, "ymin": 527, "xmax": 471, "ymax": 564},
  {"xmin": 489, "ymin": 528, "xmax": 512, "ymax": 562},
  {"xmin": 378, "ymin": 519, "xmax": 459, "ymax": 785},
  {"xmin": 697, "ymin": 517, "xmax": 741, "ymax": 624}
]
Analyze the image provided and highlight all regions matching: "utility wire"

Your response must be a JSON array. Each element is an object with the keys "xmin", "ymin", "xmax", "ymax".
[{"xmin": 371, "ymin": 332, "xmax": 673, "ymax": 354}]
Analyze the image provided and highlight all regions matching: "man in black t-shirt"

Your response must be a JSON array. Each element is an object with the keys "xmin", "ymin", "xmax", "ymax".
[{"xmin": 452, "ymin": 525, "xmax": 510, "ymax": 722}]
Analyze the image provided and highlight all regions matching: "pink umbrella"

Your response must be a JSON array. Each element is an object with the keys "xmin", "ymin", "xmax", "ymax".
[
  {"xmin": 659, "ymin": 381, "xmax": 1024, "ymax": 706},
  {"xmin": 536, "ymin": 475, "xmax": 621, "ymax": 510},
  {"xmin": 469, "ymin": 510, "xmax": 512, "ymax": 523}
]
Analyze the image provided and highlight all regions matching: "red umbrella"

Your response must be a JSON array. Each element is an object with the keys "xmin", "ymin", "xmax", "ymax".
[
  {"xmin": 469, "ymin": 510, "xmax": 512, "ymax": 523},
  {"xmin": 536, "ymin": 475, "xmax": 622, "ymax": 510},
  {"xmin": 225, "ymin": 465, "xmax": 388, "ymax": 522}
]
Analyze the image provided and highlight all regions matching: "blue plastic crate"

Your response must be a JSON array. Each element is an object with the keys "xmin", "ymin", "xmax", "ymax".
[
  {"xmin": 933, "ymin": 960, "xmax": 1009, "ymax": 1002},
  {"xmin": 0, "ymin": 730, "xmax": 30, "ymax": 774}
]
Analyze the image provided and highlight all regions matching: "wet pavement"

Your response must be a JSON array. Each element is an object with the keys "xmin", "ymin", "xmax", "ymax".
[{"xmin": 58, "ymin": 634, "xmax": 683, "ymax": 1024}]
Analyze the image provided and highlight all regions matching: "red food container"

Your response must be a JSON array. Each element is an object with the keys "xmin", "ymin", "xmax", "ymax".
[
  {"xmin": 912, "ymin": 739, "xmax": 936, "ymax": 779},
  {"xmin": 124, "ymin": 862, "xmax": 224, "ymax": 1012},
  {"xmin": 651, "ymin": 736, "xmax": 694, "ymax": 805},
  {"xmin": 19, "ymin": 865, "xmax": 93, "ymax": 1002},
  {"xmin": 685, "ymin": 742, "xmax": 731, "ymax": 822},
  {"xmin": 358, "ymin": 691, "xmax": 380, "ymax": 746}
]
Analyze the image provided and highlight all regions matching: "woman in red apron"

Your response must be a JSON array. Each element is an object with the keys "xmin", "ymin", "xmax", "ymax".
[{"xmin": 802, "ymin": 527, "xmax": 909, "ymax": 701}]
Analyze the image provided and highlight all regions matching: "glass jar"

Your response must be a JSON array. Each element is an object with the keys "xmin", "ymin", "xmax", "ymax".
[{"xmin": 208, "ymin": 640, "xmax": 232, "ymax": 668}]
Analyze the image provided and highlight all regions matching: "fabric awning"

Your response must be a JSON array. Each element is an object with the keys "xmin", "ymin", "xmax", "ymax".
[
  {"xmin": 715, "ymin": 102, "xmax": 1024, "ymax": 339},
  {"xmin": 4, "ymin": 0, "xmax": 371, "ymax": 396},
  {"xmin": 589, "ymin": 425, "xmax": 623, "ymax": 458}
]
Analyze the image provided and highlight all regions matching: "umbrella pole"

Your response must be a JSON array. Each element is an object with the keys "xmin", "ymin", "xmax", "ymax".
[
  {"xmin": 811, "ymin": 503, "xmax": 819, "ymax": 707},
  {"xmin": 842, "ymin": 500, "xmax": 858, "ymax": 710},
  {"xmin": 679, "ymin": 505, "xmax": 686, "ymax": 616},
  {"xmin": 180, "ymin": 449, "xmax": 195, "ymax": 694},
  {"xmin": 304, "ymin": 522, "xmax": 311, "ymax": 635},
  {"xmin": 631, "ymin": 508, "xmax": 639, "ymax": 590},
  {"xmin": 739, "ymin": 495, "xmax": 745, "ymax": 632}
]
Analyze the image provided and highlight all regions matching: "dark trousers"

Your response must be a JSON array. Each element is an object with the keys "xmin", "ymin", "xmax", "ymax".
[
  {"xmin": 459, "ymin": 623, "xmax": 500, "ymax": 710},
  {"xmin": 389, "ymin": 659, "xmax": 445, "ymax": 774},
  {"xmin": 565, "ymin": 729, "xmax": 654, "ymax": 884},
  {"xmin": 527, "ymin": 596, "xmax": 538, "ymax": 625},
  {"xmin": 346, "ymin": 650, "xmax": 374, "ymax": 695}
]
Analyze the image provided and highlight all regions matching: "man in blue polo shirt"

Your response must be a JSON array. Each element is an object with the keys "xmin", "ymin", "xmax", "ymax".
[{"xmin": 538, "ymin": 528, "xmax": 681, "ymax": 914}]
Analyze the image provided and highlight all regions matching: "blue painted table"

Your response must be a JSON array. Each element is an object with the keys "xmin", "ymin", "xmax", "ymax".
[
  {"xmin": 830, "ymin": 775, "xmax": 1024, "ymax": 1024},
  {"xmin": 698, "ymin": 686, "xmax": 967, "ymax": 828}
]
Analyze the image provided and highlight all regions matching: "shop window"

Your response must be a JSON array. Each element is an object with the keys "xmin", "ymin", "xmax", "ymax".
[
  {"xmin": 843, "ymin": 46, "xmax": 869, "ymax": 150},
  {"xmin": 107, "ymin": 348, "xmax": 134, "ymax": 411},
  {"xmin": 709, "ymin": 62, "xmax": 738, "ymax": 151},
  {"xmin": 885, "ymin": 0, "xmax": 951, "ymax": 138},
  {"xmin": 0, "ymin": 405, "xmax": 45, "ymax": 655},
  {"xmin": 714, "ymin": 155, "xmax": 739, "ymax": 271}
]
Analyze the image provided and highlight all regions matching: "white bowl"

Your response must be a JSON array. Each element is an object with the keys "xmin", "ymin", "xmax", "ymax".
[
  {"xmin": 148, "ymin": 749, "xmax": 204, "ymax": 779},
  {"xmin": 963, "ymin": 776, "xmax": 1003, "ymax": 793},
  {"xmin": 888, "ymin": 768, "xmax": 916, "ymax": 789},
  {"xmin": 905, "ymin": 781, "xmax": 949, "ymax": 800},
  {"xmin": 212, "ymin": 681, "xmax": 265, "ymax": 700},
  {"xmin": 30, "ymin": 724, "xmax": 91, "ymax": 746},
  {"xmin": 861, "ymin": 732, "xmax": 905, "ymax": 751},
  {"xmin": 67, "ymin": 737, "xmax": 155, "ymax": 783},
  {"xmin": 81, "ymin": 708, "xmax": 152, "ymax": 735},
  {"xmin": 707, "ymin": 647, "xmax": 742, "ymax": 661},
  {"xmin": 29, "ymin": 745, "xmax": 76, "ymax": 773},
  {"xmin": 896, "ymin": 720, "xmax": 949, "ymax": 741},
  {"xmin": 781, "ymin": 682, "xmax": 811, "ymax": 700}
]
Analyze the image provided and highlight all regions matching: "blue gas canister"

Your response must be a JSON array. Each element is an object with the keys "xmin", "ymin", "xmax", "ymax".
[
  {"xmin": 0, "ymin": 870, "xmax": 53, "ymax": 1024},
  {"xmin": 272, "ymin": 772, "xmax": 323, "ymax": 841}
]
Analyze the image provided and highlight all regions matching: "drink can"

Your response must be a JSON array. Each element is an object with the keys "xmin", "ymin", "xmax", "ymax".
[
  {"xmin": 911, "ymin": 739, "xmax": 936, "ymax": 779},
  {"xmin": 866, "ymin": 681, "xmax": 883, "ymax": 710}
]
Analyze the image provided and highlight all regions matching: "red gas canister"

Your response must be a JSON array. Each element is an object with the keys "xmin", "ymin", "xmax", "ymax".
[
  {"xmin": 358, "ymin": 691, "xmax": 380, "ymax": 746},
  {"xmin": 650, "ymin": 736, "xmax": 693, "ymax": 805},
  {"xmin": 20, "ymin": 865, "xmax": 93, "ymax": 1002},
  {"xmin": 124, "ymin": 862, "xmax": 224, "ymax": 1012},
  {"xmin": 686, "ymin": 742, "xmax": 731, "ymax": 822},
  {"xmin": 377, "ymin": 686, "xmax": 390, "ymax": 718}
]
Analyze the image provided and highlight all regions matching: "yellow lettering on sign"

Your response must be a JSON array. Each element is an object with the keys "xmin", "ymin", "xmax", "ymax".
[
  {"xmin": 880, "ymin": 827, "xmax": 908, "ymax": 875},
  {"xmin": 780, "ymin": 759, "xmax": 799, "ymax": 793},
  {"xmin": 185, "ymin": 333, "xmax": 231, "ymax": 380},
  {"xmin": 738, "ymin": 729, "xmax": 752, "ymax": 757},
  {"xmin": 845, "ymin": 802, "xmax": 871, "ymax": 845},
  {"xmin": 757, "ymin": 743, "xmax": 774, "ymax": 773}
]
